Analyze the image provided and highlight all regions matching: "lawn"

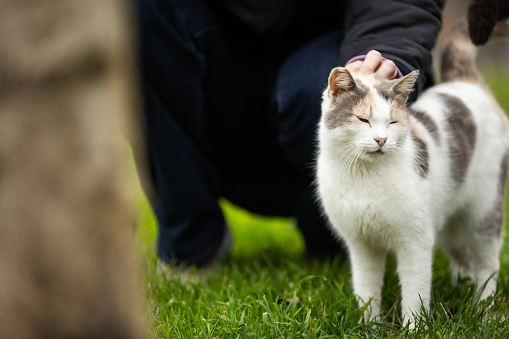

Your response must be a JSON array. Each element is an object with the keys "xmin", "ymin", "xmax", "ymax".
[{"xmin": 135, "ymin": 70, "xmax": 509, "ymax": 338}]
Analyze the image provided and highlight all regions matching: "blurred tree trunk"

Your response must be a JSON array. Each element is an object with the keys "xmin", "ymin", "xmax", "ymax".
[{"xmin": 0, "ymin": 1, "xmax": 145, "ymax": 338}]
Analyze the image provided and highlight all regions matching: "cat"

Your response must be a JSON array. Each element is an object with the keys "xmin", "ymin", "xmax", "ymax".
[{"xmin": 316, "ymin": 19, "xmax": 509, "ymax": 328}]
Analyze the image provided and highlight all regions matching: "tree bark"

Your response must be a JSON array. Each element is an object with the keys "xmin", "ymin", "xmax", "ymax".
[{"xmin": 0, "ymin": 1, "xmax": 145, "ymax": 338}]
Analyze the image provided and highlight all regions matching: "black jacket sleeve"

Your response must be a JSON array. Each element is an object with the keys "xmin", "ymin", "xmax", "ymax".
[{"xmin": 339, "ymin": 0, "xmax": 444, "ymax": 101}]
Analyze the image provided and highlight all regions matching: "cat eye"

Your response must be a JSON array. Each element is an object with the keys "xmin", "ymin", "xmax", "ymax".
[
  {"xmin": 356, "ymin": 116, "xmax": 370, "ymax": 124},
  {"xmin": 389, "ymin": 121, "xmax": 398, "ymax": 125}
]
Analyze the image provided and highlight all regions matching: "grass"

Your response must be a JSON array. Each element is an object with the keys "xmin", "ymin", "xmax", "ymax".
[{"xmin": 136, "ymin": 70, "xmax": 509, "ymax": 338}]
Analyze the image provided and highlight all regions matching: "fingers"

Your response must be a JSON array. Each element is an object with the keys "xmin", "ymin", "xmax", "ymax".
[
  {"xmin": 376, "ymin": 59, "xmax": 398, "ymax": 79},
  {"xmin": 344, "ymin": 60, "xmax": 362, "ymax": 73},
  {"xmin": 344, "ymin": 50, "xmax": 399, "ymax": 80},
  {"xmin": 361, "ymin": 50, "xmax": 384, "ymax": 74}
]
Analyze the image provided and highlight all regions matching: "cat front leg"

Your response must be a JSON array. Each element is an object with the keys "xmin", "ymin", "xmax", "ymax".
[
  {"xmin": 348, "ymin": 241, "xmax": 387, "ymax": 322},
  {"xmin": 395, "ymin": 241, "xmax": 433, "ymax": 329}
]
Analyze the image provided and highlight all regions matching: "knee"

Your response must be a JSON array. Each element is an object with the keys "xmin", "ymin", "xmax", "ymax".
[
  {"xmin": 274, "ymin": 59, "xmax": 326, "ymax": 124},
  {"xmin": 273, "ymin": 31, "xmax": 342, "ymax": 171},
  {"xmin": 273, "ymin": 55, "xmax": 329, "ymax": 172}
]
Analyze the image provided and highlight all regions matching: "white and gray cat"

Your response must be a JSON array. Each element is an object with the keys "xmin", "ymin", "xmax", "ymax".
[{"xmin": 316, "ymin": 19, "xmax": 509, "ymax": 328}]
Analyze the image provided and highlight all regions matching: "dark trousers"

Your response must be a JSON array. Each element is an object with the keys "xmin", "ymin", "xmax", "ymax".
[{"xmin": 136, "ymin": 0, "xmax": 345, "ymax": 266}]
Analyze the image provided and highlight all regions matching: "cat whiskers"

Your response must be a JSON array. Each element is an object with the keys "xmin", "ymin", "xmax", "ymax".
[
  {"xmin": 337, "ymin": 144, "xmax": 363, "ymax": 177},
  {"xmin": 387, "ymin": 144, "xmax": 408, "ymax": 161},
  {"xmin": 335, "ymin": 142, "xmax": 358, "ymax": 177},
  {"xmin": 334, "ymin": 142, "xmax": 357, "ymax": 165},
  {"xmin": 348, "ymin": 148, "xmax": 364, "ymax": 176},
  {"xmin": 390, "ymin": 144, "xmax": 428, "ymax": 178},
  {"xmin": 414, "ymin": 151, "xmax": 429, "ymax": 178}
]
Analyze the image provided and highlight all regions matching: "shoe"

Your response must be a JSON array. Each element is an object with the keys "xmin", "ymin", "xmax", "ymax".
[{"xmin": 158, "ymin": 224, "xmax": 233, "ymax": 281}]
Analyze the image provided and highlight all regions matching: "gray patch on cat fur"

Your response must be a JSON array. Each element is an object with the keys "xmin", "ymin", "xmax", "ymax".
[
  {"xmin": 410, "ymin": 130, "xmax": 429, "ymax": 178},
  {"xmin": 409, "ymin": 108, "xmax": 441, "ymax": 145},
  {"xmin": 372, "ymin": 81, "xmax": 392, "ymax": 102},
  {"xmin": 479, "ymin": 152, "xmax": 509, "ymax": 237},
  {"xmin": 325, "ymin": 81, "xmax": 369, "ymax": 129},
  {"xmin": 373, "ymin": 77, "xmax": 413, "ymax": 105},
  {"xmin": 450, "ymin": 245, "xmax": 473, "ymax": 273},
  {"xmin": 439, "ymin": 93, "xmax": 477, "ymax": 186}
]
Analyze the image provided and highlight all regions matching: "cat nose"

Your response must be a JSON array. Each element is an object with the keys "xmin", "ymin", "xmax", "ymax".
[{"xmin": 374, "ymin": 137, "xmax": 387, "ymax": 147}]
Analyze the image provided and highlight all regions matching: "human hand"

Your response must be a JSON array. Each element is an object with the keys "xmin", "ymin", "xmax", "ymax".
[{"xmin": 345, "ymin": 50, "xmax": 400, "ymax": 80}]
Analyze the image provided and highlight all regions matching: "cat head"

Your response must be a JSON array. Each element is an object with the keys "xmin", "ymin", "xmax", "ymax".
[{"xmin": 320, "ymin": 67, "xmax": 419, "ymax": 162}]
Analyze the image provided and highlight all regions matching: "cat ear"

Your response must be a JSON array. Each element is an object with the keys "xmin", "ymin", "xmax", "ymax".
[
  {"xmin": 328, "ymin": 67, "xmax": 357, "ymax": 97},
  {"xmin": 391, "ymin": 70, "xmax": 419, "ymax": 101}
]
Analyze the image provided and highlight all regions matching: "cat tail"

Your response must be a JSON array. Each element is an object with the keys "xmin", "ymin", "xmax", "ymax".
[
  {"xmin": 468, "ymin": 0, "xmax": 509, "ymax": 45},
  {"xmin": 440, "ymin": 19, "xmax": 482, "ymax": 84},
  {"xmin": 441, "ymin": 17, "xmax": 509, "ymax": 84}
]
